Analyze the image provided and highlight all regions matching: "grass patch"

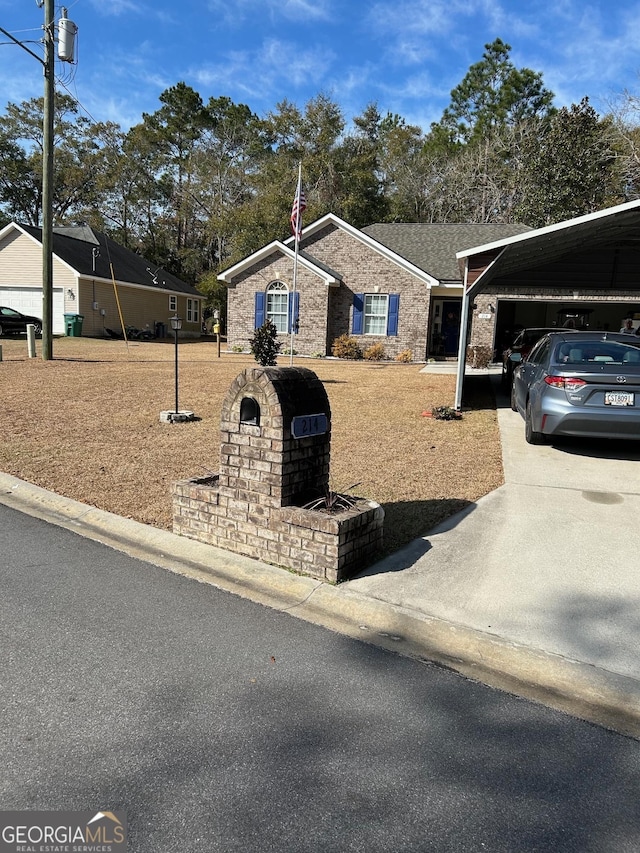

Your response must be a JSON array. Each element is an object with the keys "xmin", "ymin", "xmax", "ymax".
[{"xmin": 0, "ymin": 337, "xmax": 503, "ymax": 556}]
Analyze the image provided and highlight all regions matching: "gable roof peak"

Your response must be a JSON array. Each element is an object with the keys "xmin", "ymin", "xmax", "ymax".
[{"xmin": 53, "ymin": 224, "xmax": 100, "ymax": 246}]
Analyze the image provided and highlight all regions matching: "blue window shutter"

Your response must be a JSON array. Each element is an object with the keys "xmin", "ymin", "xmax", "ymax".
[
  {"xmin": 352, "ymin": 293, "xmax": 364, "ymax": 335},
  {"xmin": 254, "ymin": 292, "xmax": 265, "ymax": 328},
  {"xmin": 387, "ymin": 293, "xmax": 399, "ymax": 336},
  {"xmin": 288, "ymin": 291, "xmax": 300, "ymax": 334}
]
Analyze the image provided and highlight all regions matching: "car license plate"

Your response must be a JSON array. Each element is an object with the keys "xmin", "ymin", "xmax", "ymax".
[{"xmin": 605, "ymin": 391, "xmax": 634, "ymax": 406}]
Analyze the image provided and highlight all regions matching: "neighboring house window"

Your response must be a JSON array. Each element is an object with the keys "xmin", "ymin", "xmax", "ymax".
[
  {"xmin": 352, "ymin": 293, "xmax": 400, "ymax": 336},
  {"xmin": 254, "ymin": 282, "xmax": 300, "ymax": 334},
  {"xmin": 187, "ymin": 298, "xmax": 199, "ymax": 323},
  {"xmin": 169, "ymin": 295, "xmax": 177, "ymax": 312}
]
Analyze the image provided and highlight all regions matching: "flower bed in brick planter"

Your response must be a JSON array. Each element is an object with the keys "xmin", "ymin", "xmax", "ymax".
[{"xmin": 173, "ymin": 475, "xmax": 383, "ymax": 583}]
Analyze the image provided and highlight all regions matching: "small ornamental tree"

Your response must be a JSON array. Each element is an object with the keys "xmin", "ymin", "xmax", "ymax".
[{"xmin": 250, "ymin": 320, "xmax": 281, "ymax": 366}]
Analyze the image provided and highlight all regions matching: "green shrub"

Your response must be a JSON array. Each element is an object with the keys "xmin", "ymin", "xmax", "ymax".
[
  {"xmin": 250, "ymin": 320, "xmax": 282, "ymax": 366},
  {"xmin": 231, "ymin": 344, "xmax": 245, "ymax": 353},
  {"xmin": 331, "ymin": 334, "xmax": 362, "ymax": 359},
  {"xmin": 395, "ymin": 349, "xmax": 413, "ymax": 363},
  {"xmin": 363, "ymin": 342, "xmax": 385, "ymax": 361}
]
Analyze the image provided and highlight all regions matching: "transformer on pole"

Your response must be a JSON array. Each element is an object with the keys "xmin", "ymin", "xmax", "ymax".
[{"xmin": 57, "ymin": 8, "xmax": 78, "ymax": 63}]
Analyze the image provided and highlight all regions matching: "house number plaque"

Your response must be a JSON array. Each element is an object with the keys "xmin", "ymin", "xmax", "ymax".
[{"xmin": 291, "ymin": 413, "xmax": 328, "ymax": 439}]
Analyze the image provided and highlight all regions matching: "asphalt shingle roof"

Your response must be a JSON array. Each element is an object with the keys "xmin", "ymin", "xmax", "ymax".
[
  {"xmin": 362, "ymin": 222, "xmax": 532, "ymax": 282},
  {"xmin": 20, "ymin": 224, "xmax": 199, "ymax": 296}
]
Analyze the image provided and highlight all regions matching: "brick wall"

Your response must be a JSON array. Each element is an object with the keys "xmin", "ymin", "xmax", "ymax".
[
  {"xmin": 226, "ymin": 255, "xmax": 331, "ymax": 357},
  {"xmin": 466, "ymin": 293, "xmax": 496, "ymax": 367},
  {"xmin": 218, "ymin": 366, "xmax": 331, "ymax": 506},
  {"xmin": 225, "ymin": 223, "xmax": 431, "ymax": 362},
  {"xmin": 173, "ymin": 477, "xmax": 383, "ymax": 583},
  {"xmin": 305, "ymin": 225, "xmax": 431, "ymax": 361}
]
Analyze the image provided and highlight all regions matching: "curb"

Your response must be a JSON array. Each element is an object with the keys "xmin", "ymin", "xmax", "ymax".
[{"xmin": 1, "ymin": 471, "xmax": 639, "ymax": 740}]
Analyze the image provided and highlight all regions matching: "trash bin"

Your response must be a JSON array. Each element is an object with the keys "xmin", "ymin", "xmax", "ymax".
[
  {"xmin": 155, "ymin": 321, "xmax": 167, "ymax": 339},
  {"xmin": 64, "ymin": 313, "xmax": 84, "ymax": 336}
]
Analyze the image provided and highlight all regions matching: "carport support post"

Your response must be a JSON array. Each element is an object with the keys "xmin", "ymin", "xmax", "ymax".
[{"xmin": 454, "ymin": 273, "xmax": 471, "ymax": 411}]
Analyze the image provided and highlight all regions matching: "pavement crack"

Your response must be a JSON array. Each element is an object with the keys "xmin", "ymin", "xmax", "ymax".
[{"xmin": 281, "ymin": 581, "xmax": 324, "ymax": 613}]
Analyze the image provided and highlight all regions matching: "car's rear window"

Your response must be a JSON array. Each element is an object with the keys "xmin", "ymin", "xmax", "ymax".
[
  {"xmin": 555, "ymin": 341, "xmax": 640, "ymax": 365},
  {"xmin": 522, "ymin": 329, "xmax": 553, "ymax": 345}
]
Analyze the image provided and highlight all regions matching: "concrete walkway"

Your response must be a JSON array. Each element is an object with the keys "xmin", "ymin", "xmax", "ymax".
[{"xmin": 1, "ymin": 374, "xmax": 639, "ymax": 738}]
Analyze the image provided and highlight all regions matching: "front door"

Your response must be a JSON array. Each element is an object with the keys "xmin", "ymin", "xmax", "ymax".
[{"xmin": 442, "ymin": 300, "xmax": 461, "ymax": 356}]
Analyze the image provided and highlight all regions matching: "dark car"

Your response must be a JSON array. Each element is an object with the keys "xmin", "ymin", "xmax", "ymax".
[
  {"xmin": 0, "ymin": 306, "xmax": 43, "ymax": 336},
  {"xmin": 510, "ymin": 331, "xmax": 640, "ymax": 444},
  {"xmin": 501, "ymin": 327, "xmax": 558, "ymax": 386}
]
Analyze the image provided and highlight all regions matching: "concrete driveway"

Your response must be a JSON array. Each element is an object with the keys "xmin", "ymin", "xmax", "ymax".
[{"xmin": 350, "ymin": 376, "xmax": 640, "ymax": 683}]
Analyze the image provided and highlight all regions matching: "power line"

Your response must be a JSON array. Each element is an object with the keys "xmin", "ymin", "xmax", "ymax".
[{"xmin": 56, "ymin": 79, "xmax": 99, "ymax": 124}]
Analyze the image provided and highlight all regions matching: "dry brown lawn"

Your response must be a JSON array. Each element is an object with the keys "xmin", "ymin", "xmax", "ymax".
[{"xmin": 0, "ymin": 336, "xmax": 504, "ymax": 555}]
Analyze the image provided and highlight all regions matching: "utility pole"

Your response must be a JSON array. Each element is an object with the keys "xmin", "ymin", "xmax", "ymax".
[
  {"xmin": 0, "ymin": 6, "xmax": 77, "ymax": 361},
  {"xmin": 42, "ymin": 0, "xmax": 55, "ymax": 360}
]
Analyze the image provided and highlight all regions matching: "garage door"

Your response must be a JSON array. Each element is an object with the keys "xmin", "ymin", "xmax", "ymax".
[{"xmin": 0, "ymin": 287, "xmax": 65, "ymax": 335}]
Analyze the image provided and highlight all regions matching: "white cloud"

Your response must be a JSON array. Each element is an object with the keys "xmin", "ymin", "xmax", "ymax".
[
  {"xmin": 517, "ymin": 2, "xmax": 640, "ymax": 110},
  {"xmin": 280, "ymin": 0, "xmax": 334, "ymax": 21},
  {"xmin": 83, "ymin": 94, "xmax": 141, "ymax": 128},
  {"xmin": 206, "ymin": 0, "xmax": 334, "ymax": 26},
  {"xmin": 367, "ymin": 0, "xmax": 478, "ymax": 38},
  {"xmin": 263, "ymin": 38, "xmax": 332, "ymax": 86},
  {"xmin": 88, "ymin": 0, "xmax": 144, "ymax": 16},
  {"xmin": 380, "ymin": 70, "xmax": 448, "ymax": 102},
  {"xmin": 191, "ymin": 37, "xmax": 335, "ymax": 107}
]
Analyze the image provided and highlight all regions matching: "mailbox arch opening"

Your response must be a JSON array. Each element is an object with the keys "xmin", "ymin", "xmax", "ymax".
[{"xmin": 240, "ymin": 396, "xmax": 261, "ymax": 426}]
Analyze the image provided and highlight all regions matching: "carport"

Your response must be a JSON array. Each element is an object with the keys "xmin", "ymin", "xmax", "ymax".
[{"xmin": 454, "ymin": 199, "xmax": 640, "ymax": 409}]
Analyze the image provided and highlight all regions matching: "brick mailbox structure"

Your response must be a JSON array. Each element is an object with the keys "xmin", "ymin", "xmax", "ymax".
[{"xmin": 172, "ymin": 366, "xmax": 384, "ymax": 583}]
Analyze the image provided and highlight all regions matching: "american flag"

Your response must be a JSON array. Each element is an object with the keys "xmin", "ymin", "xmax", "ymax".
[{"xmin": 290, "ymin": 174, "xmax": 306, "ymax": 240}]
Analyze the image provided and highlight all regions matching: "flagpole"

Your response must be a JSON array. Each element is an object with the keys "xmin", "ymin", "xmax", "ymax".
[{"xmin": 290, "ymin": 162, "xmax": 302, "ymax": 367}]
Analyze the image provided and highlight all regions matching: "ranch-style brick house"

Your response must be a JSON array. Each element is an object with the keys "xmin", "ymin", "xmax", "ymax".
[
  {"xmin": 0, "ymin": 221, "xmax": 203, "ymax": 338},
  {"xmin": 218, "ymin": 213, "xmax": 530, "ymax": 362}
]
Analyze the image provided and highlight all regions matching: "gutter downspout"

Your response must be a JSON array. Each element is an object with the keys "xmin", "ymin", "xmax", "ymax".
[{"xmin": 454, "ymin": 258, "xmax": 471, "ymax": 411}]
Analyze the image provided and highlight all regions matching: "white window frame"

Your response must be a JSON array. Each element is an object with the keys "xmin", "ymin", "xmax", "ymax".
[
  {"xmin": 187, "ymin": 298, "xmax": 199, "ymax": 323},
  {"xmin": 363, "ymin": 293, "xmax": 388, "ymax": 335},
  {"xmin": 169, "ymin": 295, "xmax": 177, "ymax": 312},
  {"xmin": 266, "ymin": 281, "xmax": 289, "ymax": 333}
]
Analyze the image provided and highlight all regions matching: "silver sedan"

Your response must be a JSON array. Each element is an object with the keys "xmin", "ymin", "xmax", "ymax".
[{"xmin": 510, "ymin": 331, "xmax": 640, "ymax": 444}]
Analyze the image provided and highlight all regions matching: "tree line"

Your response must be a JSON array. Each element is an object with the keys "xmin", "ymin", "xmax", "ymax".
[{"xmin": 1, "ymin": 38, "xmax": 639, "ymax": 306}]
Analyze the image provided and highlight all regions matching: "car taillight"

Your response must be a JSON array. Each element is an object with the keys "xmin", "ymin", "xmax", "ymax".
[{"xmin": 544, "ymin": 376, "xmax": 587, "ymax": 391}]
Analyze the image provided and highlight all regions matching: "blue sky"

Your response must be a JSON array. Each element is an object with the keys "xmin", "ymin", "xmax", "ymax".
[{"xmin": 1, "ymin": 0, "xmax": 640, "ymax": 131}]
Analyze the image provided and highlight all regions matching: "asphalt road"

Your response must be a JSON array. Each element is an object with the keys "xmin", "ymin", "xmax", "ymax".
[{"xmin": 2, "ymin": 504, "xmax": 640, "ymax": 853}]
